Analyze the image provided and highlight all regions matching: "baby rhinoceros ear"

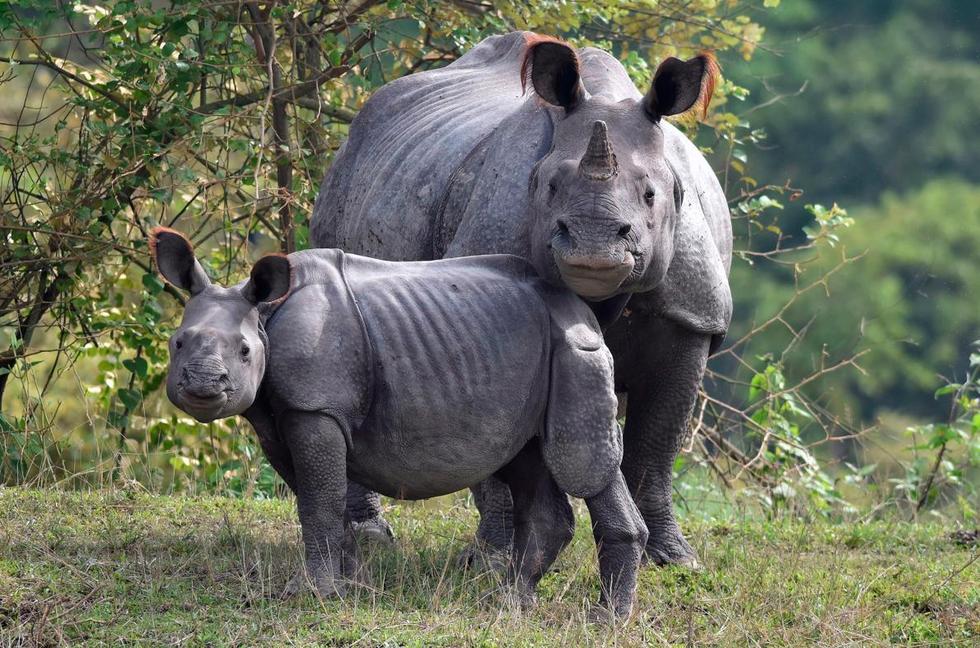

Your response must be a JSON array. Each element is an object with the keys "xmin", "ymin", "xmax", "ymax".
[
  {"xmin": 242, "ymin": 254, "xmax": 291, "ymax": 305},
  {"xmin": 150, "ymin": 226, "xmax": 210, "ymax": 295}
]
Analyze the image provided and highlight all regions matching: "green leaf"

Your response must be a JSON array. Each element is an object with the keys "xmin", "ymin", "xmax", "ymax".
[
  {"xmin": 142, "ymin": 272, "xmax": 165, "ymax": 294},
  {"xmin": 934, "ymin": 383, "xmax": 961, "ymax": 398},
  {"xmin": 749, "ymin": 371, "xmax": 767, "ymax": 401},
  {"xmin": 122, "ymin": 356, "xmax": 148, "ymax": 379},
  {"xmin": 117, "ymin": 387, "xmax": 142, "ymax": 412}
]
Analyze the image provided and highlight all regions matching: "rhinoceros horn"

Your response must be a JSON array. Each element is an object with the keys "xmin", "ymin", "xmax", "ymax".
[{"xmin": 579, "ymin": 120, "xmax": 618, "ymax": 181}]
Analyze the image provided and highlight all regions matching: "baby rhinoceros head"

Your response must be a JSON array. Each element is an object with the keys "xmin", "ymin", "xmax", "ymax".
[{"xmin": 150, "ymin": 227, "xmax": 291, "ymax": 422}]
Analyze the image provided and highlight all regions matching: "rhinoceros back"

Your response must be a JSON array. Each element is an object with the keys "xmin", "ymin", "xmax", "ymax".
[
  {"xmin": 311, "ymin": 32, "xmax": 531, "ymax": 260},
  {"xmin": 342, "ymin": 253, "xmax": 552, "ymax": 498}
]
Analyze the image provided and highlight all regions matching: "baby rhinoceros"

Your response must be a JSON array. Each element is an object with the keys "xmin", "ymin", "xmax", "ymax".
[{"xmin": 151, "ymin": 226, "xmax": 647, "ymax": 617}]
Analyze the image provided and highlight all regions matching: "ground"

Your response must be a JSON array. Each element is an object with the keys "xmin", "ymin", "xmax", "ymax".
[{"xmin": 0, "ymin": 489, "xmax": 976, "ymax": 647}]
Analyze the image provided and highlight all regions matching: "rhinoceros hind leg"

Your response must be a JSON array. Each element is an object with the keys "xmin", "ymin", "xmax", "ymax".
[
  {"xmin": 496, "ymin": 439, "xmax": 575, "ymax": 604},
  {"xmin": 457, "ymin": 476, "xmax": 514, "ymax": 573},
  {"xmin": 346, "ymin": 480, "xmax": 395, "ymax": 546}
]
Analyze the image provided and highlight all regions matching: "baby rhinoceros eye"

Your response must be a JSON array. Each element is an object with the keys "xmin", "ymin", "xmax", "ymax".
[
  {"xmin": 240, "ymin": 342, "xmax": 250, "ymax": 360},
  {"xmin": 644, "ymin": 187, "xmax": 656, "ymax": 206}
]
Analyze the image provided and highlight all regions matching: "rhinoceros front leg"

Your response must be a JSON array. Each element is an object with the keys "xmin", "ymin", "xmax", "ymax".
[
  {"xmin": 279, "ymin": 410, "xmax": 356, "ymax": 598},
  {"xmin": 495, "ymin": 439, "xmax": 574, "ymax": 606},
  {"xmin": 585, "ymin": 471, "xmax": 647, "ymax": 618},
  {"xmin": 616, "ymin": 316, "xmax": 710, "ymax": 568}
]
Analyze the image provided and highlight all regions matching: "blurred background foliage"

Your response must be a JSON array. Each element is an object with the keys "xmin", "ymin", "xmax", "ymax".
[{"xmin": 0, "ymin": 1, "xmax": 976, "ymax": 521}]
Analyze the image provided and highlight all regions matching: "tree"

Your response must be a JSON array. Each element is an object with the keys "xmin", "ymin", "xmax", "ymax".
[{"xmin": 732, "ymin": 179, "xmax": 980, "ymax": 423}]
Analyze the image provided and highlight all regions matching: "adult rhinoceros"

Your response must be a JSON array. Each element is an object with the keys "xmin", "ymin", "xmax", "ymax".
[{"xmin": 310, "ymin": 32, "xmax": 732, "ymax": 568}]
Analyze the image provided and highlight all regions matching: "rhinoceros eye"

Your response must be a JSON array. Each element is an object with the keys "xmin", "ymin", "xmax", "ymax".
[
  {"xmin": 240, "ymin": 343, "xmax": 250, "ymax": 359},
  {"xmin": 175, "ymin": 339, "xmax": 183, "ymax": 350},
  {"xmin": 644, "ymin": 187, "xmax": 656, "ymax": 206}
]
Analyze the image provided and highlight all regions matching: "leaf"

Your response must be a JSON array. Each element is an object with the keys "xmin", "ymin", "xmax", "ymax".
[
  {"xmin": 122, "ymin": 356, "xmax": 148, "ymax": 379},
  {"xmin": 934, "ymin": 383, "xmax": 961, "ymax": 398},
  {"xmin": 142, "ymin": 272, "xmax": 165, "ymax": 295},
  {"xmin": 117, "ymin": 387, "xmax": 142, "ymax": 412},
  {"xmin": 749, "ymin": 371, "xmax": 768, "ymax": 401}
]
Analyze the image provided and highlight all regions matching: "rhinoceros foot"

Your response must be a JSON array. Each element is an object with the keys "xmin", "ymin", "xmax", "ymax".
[
  {"xmin": 643, "ymin": 523, "xmax": 701, "ymax": 570},
  {"xmin": 281, "ymin": 565, "xmax": 349, "ymax": 600},
  {"xmin": 457, "ymin": 540, "xmax": 511, "ymax": 575},
  {"xmin": 350, "ymin": 517, "xmax": 395, "ymax": 547},
  {"xmin": 281, "ymin": 561, "xmax": 370, "ymax": 600}
]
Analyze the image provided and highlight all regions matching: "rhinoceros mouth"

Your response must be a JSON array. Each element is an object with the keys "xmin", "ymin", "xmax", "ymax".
[
  {"xmin": 554, "ymin": 251, "xmax": 636, "ymax": 299},
  {"xmin": 175, "ymin": 386, "xmax": 230, "ymax": 422}
]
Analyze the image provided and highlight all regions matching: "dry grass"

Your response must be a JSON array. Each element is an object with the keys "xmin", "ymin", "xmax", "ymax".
[{"xmin": 0, "ymin": 488, "xmax": 977, "ymax": 647}]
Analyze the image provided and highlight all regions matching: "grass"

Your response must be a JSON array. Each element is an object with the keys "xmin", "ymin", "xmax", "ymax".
[{"xmin": 0, "ymin": 488, "xmax": 977, "ymax": 647}]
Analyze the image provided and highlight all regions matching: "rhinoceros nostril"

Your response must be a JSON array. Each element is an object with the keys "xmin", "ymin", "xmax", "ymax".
[
  {"xmin": 556, "ymin": 219, "xmax": 569, "ymax": 235},
  {"xmin": 617, "ymin": 223, "xmax": 632, "ymax": 237}
]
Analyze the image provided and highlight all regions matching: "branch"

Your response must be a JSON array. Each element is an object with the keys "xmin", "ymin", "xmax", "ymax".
[{"xmin": 0, "ymin": 55, "xmax": 128, "ymax": 110}]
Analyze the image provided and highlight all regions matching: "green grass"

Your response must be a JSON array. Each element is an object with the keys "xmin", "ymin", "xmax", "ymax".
[{"xmin": 0, "ymin": 489, "xmax": 976, "ymax": 646}]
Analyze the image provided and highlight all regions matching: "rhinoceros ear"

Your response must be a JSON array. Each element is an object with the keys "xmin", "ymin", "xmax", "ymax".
[
  {"xmin": 242, "ymin": 253, "xmax": 291, "ymax": 305},
  {"xmin": 643, "ymin": 52, "xmax": 718, "ymax": 121},
  {"xmin": 521, "ymin": 35, "xmax": 586, "ymax": 111},
  {"xmin": 150, "ymin": 227, "xmax": 210, "ymax": 295}
]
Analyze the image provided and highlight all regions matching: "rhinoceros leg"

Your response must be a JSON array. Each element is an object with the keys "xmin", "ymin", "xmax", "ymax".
[
  {"xmin": 280, "ymin": 410, "xmax": 357, "ymax": 598},
  {"xmin": 458, "ymin": 476, "xmax": 515, "ymax": 571},
  {"xmin": 244, "ymin": 399, "xmax": 297, "ymax": 493},
  {"xmin": 346, "ymin": 480, "xmax": 395, "ymax": 546},
  {"xmin": 584, "ymin": 471, "xmax": 647, "ymax": 618},
  {"xmin": 610, "ymin": 314, "xmax": 709, "ymax": 568},
  {"xmin": 495, "ymin": 439, "xmax": 575, "ymax": 605}
]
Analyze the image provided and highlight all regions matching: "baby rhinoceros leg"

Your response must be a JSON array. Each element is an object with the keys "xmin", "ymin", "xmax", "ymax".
[
  {"xmin": 495, "ymin": 440, "xmax": 575, "ymax": 607},
  {"xmin": 278, "ymin": 411, "xmax": 358, "ymax": 599},
  {"xmin": 584, "ymin": 472, "xmax": 647, "ymax": 619},
  {"xmin": 543, "ymin": 306, "xmax": 647, "ymax": 618}
]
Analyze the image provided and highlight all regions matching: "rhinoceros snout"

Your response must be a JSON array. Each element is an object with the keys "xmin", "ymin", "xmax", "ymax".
[{"xmin": 179, "ymin": 358, "xmax": 229, "ymax": 398}]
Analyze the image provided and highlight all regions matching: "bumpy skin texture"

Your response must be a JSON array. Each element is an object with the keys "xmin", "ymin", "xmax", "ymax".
[
  {"xmin": 310, "ymin": 32, "xmax": 732, "ymax": 566},
  {"xmin": 604, "ymin": 302, "xmax": 710, "ymax": 566},
  {"xmin": 539, "ymin": 285, "xmax": 622, "ymax": 499},
  {"xmin": 244, "ymin": 249, "xmax": 637, "ymax": 613}
]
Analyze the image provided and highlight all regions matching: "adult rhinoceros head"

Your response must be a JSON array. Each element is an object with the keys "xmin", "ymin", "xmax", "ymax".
[
  {"xmin": 151, "ymin": 227, "xmax": 291, "ymax": 422},
  {"xmin": 522, "ymin": 37, "xmax": 718, "ymax": 300}
]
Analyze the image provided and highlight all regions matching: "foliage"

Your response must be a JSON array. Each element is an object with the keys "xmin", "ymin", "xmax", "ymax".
[
  {"xmin": 731, "ymin": 180, "xmax": 980, "ymax": 423},
  {"xmin": 2, "ymin": 489, "xmax": 978, "ymax": 646},
  {"xmin": 717, "ymin": 0, "xmax": 980, "ymax": 508},
  {"xmin": 892, "ymin": 341, "xmax": 980, "ymax": 519},
  {"xmin": 725, "ymin": 0, "xmax": 980, "ymax": 206}
]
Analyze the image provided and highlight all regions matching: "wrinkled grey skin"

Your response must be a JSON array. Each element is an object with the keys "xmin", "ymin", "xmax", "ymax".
[
  {"xmin": 153, "ymin": 227, "xmax": 647, "ymax": 617},
  {"xmin": 310, "ymin": 32, "xmax": 732, "ymax": 567}
]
